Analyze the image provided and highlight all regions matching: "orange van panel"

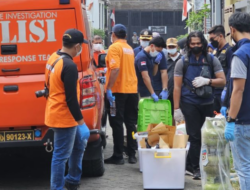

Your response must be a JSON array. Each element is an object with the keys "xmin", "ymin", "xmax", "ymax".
[{"xmin": 0, "ymin": 9, "xmax": 83, "ymax": 75}]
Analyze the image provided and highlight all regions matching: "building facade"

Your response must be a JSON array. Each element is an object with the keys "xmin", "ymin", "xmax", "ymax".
[{"xmin": 108, "ymin": 0, "xmax": 188, "ymax": 46}]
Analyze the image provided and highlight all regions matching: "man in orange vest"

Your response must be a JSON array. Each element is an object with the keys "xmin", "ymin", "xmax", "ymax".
[
  {"xmin": 45, "ymin": 29, "xmax": 90, "ymax": 190},
  {"xmin": 105, "ymin": 24, "xmax": 138, "ymax": 165},
  {"xmin": 93, "ymin": 35, "xmax": 106, "ymax": 66}
]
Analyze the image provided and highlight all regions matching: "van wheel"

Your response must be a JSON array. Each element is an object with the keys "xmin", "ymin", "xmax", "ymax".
[{"xmin": 82, "ymin": 147, "xmax": 105, "ymax": 177}]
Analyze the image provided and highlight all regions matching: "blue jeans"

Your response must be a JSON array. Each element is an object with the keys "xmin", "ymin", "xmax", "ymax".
[
  {"xmin": 230, "ymin": 124, "xmax": 250, "ymax": 190},
  {"xmin": 50, "ymin": 124, "xmax": 90, "ymax": 190}
]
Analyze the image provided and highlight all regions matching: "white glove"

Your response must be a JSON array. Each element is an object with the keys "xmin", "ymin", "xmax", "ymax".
[
  {"xmin": 192, "ymin": 76, "xmax": 210, "ymax": 88},
  {"xmin": 174, "ymin": 109, "xmax": 185, "ymax": 123}
]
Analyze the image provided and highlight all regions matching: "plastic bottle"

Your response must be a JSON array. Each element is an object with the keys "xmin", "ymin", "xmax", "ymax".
[{"xmin": 110, "ymin": 98, "xmax": 116, "ymax": 117}]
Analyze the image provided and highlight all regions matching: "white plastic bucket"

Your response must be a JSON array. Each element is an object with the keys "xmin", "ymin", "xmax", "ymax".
[{"xmin": 139, "ymin": 142, "xmax": 190, "ymax": 189}]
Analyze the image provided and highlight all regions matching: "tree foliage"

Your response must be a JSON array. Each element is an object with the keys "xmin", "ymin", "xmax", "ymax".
[
  {"xmin": 93, "ymin": 28, "xmax": 105, "ymax": 39},
  {"xmin": 185, "ymin": 4, "xmax": 210, "ymax": 31},
  {"xmin": 177, "ymin": 4, "xmax": 210, "ymax": 40}
]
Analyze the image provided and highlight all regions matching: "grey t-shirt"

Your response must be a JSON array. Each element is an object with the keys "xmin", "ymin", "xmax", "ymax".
[
  {"xmin": 231, "ymin": 56, "xmax": 247, "ymax": 79},
  {"xmin": 174, "ymin": 56, "xmax": 224, "ymax": 77}
]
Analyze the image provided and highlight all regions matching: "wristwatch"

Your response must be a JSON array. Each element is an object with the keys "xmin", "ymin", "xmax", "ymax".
[
  {"xmin": 226, "ymin": 116, "xmax": 236, "ymax": 123},
  {"xmin": 163, "ymin": 88, "xmax": 168, "ymax": 92},
  {"xmin": 208, "ymin": 79, "xmax": 212, "ymax": 86}
]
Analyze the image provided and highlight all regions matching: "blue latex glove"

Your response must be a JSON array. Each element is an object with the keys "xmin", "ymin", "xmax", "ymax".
[
  {"xmin": 224, "ymin": 122, "xmax": 235, "ymax": 141},
  {"xmin": 159, "ymin": 90, "xmax": 169, "ymax": 100},
  {"xmin": 78, "ymin": 123, "xmax": 90, "ymax": 141},
  {"xmin": 220, "ymin": 106, "xmax": 227, "ymax": 117},
  {"xmin": 106, "ymin": 89, "xmax": 115, "ymax": 105},
  {"xmin": 151, "ymin": 93, "xmax": 159, "ymax": 102},
  {"xmin": 154, "ymin": 53, "xmax": 163, "ymax": 64},
  {"xmin": 221, "ymin": 88, "xmax": 227, "ymax": 102}
]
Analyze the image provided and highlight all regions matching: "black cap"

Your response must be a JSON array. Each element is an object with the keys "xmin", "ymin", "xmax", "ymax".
[
  {"xmin": 63, "ymin": 29, "xmax": 88, "ymax": 44},
  {"xmin": 140, "ymin": 29, "xmax": 152, "ymax": 40},
  {"xmin": 110, "ymin": 24, "xmax": 127, "ymax": 34}
]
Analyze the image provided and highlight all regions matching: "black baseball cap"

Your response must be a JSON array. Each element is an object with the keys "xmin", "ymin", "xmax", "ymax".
[
  {"xmin": 63, "ymin": 29, "xmax": 88, "ymax": 44},
  {"xmin": 110, "ymin": 24, "xmax": 127, "ymax": 34}
]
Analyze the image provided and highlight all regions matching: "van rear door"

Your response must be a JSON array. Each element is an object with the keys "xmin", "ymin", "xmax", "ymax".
[
  {"xmin": 0, "ymin": 9, "xmax": 80, "ymax": 128},
  {"xmin": 0, "ymin": 9, "xmax": 81, "ymax": 76}
]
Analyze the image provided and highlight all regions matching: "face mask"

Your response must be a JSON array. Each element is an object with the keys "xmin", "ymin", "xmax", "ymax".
[
  {"xmin": 111, "ymin": 36, "xmax": 113, "ymax": 43},
  {"xmin": 232, "ymin": 39, "xmax": 236, "ymax": 46},
  {"xmin": 140, "ymin": 40, "xmax": 149, "ymax": 48},
  {"xmin": 191, "ymin": 46, "xmax": 202, "ymax": 55},
  {"xmin": 150, "ymin": 47, "xmax": 160, "ymax": 57},
  {"xmin": 76, "ymin": 46, "xmax": 82, "ymax": 57},
  {"xmin": 93, "ymin": 44, "xmax": 103, "ymax": 52},
  {"xmin": 167, "ymin": 48, "xmax": 177, "ymax": 55},
  {"xmin": 211, "ymin": 40, "xmax": 219, "ymax": 48}
]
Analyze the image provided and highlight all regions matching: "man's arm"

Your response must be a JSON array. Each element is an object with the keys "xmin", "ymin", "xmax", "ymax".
[
  {"xmin": 173, "ymin": 59, "xmax": 184, "ymax": 109},
  {"xmin": 106, "ymin": 45, "xmax": 121, "ymax": 90},
  {"xmin": 160, "ymin": 69, "xmax": 168, "ymax": 89},
  {"xmin": 228, "ymin": 56, "xmax": 247, "ymax": 119},
  {"xmin": 211, "ymin": 72, "xmax": 226, "ymax": 87},
  {"xmin": 141, "ymin": 71, "xmax": 154, "ymax": 94},
  {"xmin": 211, "ymin": 57, "xmax": 226, "ymax": 87},
  {"xmin": 153, "ymin": 64, "xmax": 159, "ymax": 76},
  {"xmin": 106, "ymin": 68, "xmax": 119, "ymax": 90},
  {"xmin": 228, "ymin": 78, "xmax": 245, "ymax": 119},
  {"xmin": 174, "ymin": 76, "xmax": 182, "ymax": 109},
  {"xmin": 61, "ymin": 61, "xmax": 84, "ymax": 125}
]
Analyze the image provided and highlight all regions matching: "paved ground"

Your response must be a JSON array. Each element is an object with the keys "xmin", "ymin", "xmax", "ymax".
[{"xmin": 0, "ymin": 126, "xmax": 202, "ymax": 190}]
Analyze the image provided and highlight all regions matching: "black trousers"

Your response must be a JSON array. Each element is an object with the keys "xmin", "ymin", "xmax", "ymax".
[
  {"xmin": 108, "ymin": 93, "xmax": 139, "ymax": 158},
  {"xmin": 180, "ymin": 101, "xmax": 213, "ymax": 170}
]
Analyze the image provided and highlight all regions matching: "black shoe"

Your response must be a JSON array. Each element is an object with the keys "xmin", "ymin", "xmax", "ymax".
[
  {"xmin": 104, "ymin": 156, "xmax": 124, "ymax": 165},
  {"xmin": 186, "ymin": 165, "xmax": 193, "ymax": 176},
  {"xmin": 65, "ymin": 182, "xmax": 80, "ymax": 190},
  {"xmin": 193, "ymin": 169, "xmax": 201, "ymax": 180},
  {"xmin": 128, "ymin": 155, "xmax": 137, "ymax": 164}
]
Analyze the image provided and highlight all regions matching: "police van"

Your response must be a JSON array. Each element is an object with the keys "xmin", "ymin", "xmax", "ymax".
[{"xmin": 0, "ymin": 0, "xmax": 106, "ymax": 176}]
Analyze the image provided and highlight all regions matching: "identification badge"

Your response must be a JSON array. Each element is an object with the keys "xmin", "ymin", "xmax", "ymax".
[
  {"xmin": 201, "ymin": 145, "xmax": 209, "ymax": 166},
  {"xmin": 222, "ymin": 50, "xmax": 226, "ymax": 54}
]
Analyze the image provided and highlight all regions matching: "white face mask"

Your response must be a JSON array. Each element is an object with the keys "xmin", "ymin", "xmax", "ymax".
[
  {"xmin": 93, "ymin": 44, "xmax": 103, "ymax": 52},
  {"xmin": 140, "ymin": 40, "xmax": 149, "ymax": 48},
  {"xmin": 111, "ymin": 36, "xmax": 113, "ymax": 43},
  {"xmin": 150, "ymin": 47, "xmax": 160, "ymax": 57},
  {"xmin": 76, "ymin": 46, "xmax": 82, "ymax": 57},
  {"xmin": 167, "ymin": 48, "xmax": 177, "ymax": 55}
]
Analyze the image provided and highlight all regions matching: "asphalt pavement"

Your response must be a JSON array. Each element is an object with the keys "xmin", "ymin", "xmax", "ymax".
[{"xmin": 0, "ymin": 125, "xmax": 202, "ymax": 190}]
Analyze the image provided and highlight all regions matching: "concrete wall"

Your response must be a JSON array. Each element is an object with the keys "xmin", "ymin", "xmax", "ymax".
[
  {"xmin": 109, "ymin": 0, "xmax": 183, "ymax": 10},
  {"xmin": 86, "ymin": 0, "xmax": 105, "ymax": 29}
]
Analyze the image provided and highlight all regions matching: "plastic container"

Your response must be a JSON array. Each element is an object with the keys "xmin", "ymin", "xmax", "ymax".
[
  {"xmin": 137, "ymin": 98, "xmax": 172, "ymax": 132},
  {"xmin": 139, "ymin": 142, "xmax": 190, "ymax": 189},
  {"xmin": 134, "ymin": 133, "xmax": 147, "ymax": 172},
  {"xmin": 110, "ymin": 99, "xmax": 116, "ymax": 117}
]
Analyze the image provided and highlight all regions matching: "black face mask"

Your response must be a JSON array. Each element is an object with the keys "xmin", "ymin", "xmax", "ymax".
[
  {"xmin": 191, "ymin": 46, "xmax": 202, "ymax": 55},
  {"xmin": 211, "ymin": 40, "xmax": 219, "ymax": 48}
]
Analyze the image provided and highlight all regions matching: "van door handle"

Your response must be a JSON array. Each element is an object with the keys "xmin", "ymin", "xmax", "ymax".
[
  {"xmin": 2, "ymin": 68, "xmax": 20, "ymax": 72},
  {"xmin": 4, "ymin": 85, "xmax": 18, "ymax": 92}
]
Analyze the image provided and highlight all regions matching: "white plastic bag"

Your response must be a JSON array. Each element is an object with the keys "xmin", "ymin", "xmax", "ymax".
[{"xmin": 200, "ymin": 117, "xmax": 233, "ymax": 190}]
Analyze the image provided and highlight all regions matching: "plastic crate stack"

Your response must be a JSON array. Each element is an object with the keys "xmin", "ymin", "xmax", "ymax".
[{"xmin": 137, "ymin": 99, "xmax": 172, "ymax": 132}]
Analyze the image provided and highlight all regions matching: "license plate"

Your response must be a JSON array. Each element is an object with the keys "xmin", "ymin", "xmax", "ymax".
[{"xmin": 0, "ymin": 130, "xmax": 34, "ymax": 142}]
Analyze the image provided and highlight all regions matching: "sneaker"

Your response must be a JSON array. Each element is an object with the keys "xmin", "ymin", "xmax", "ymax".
[
  {"xmin": 186, "ymin": 165, "xmax": 193, "ymax": 176},
  {"xmin": 128, "ymin": 155, "xmax": 137, "ymax": 164},
  {"xmin": 65, "ymin": 182, "xmax": 80, "ymax": 190},
  {"xmin": 193, "ymin": 169, "xmax": 201, "ymax": 180},
  {"xmin": 104, "ymin": 156, "xmax": 125, "ymax": 165}
]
